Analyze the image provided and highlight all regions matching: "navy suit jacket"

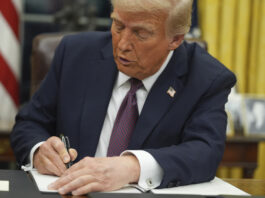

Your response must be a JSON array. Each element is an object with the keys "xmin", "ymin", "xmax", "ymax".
[{"xmin": 11, "ymin": 31, "xmax": 236, "ymax": 188}]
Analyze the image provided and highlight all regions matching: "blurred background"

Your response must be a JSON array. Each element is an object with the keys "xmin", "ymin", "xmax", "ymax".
[{"xmin": 0, "ymin": 0, "xmax": 265, "ymax": 180}]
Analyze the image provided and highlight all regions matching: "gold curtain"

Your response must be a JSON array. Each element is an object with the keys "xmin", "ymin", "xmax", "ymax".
[
  {"xmin": 198, "ymin": 0, "xmax": 265, "ymax": 94},
  {"xmin": 198, "ymin": 0, "xmax": 265, "ymax": 179}
]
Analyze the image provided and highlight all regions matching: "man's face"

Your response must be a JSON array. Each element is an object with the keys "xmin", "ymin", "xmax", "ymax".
[{"xmin": 111, "ymin": 9, "xmax": 179, "ymax": 80}]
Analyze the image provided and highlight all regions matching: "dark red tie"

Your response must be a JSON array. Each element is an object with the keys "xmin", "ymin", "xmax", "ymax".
[{"xmin": 107, "ymin": 78, "xmax": 143, "ymax": 156}]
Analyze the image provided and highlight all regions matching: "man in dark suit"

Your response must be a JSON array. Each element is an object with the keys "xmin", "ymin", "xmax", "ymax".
[{"xmin": 11, "ymin": 0, "xmax": 236, "ymax": 195}]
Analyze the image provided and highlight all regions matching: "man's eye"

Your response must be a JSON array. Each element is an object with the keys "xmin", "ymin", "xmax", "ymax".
[
  {"xmin": 135, "ymin": 30, "xmax": 151, "ymax": 40},
  {"xmin": 115, "ymin": 25, "xmax": 124, "ymax": 32},
  {"xmin": 113, "ymin": 21, "xmax": 124, "ymax": 33}
]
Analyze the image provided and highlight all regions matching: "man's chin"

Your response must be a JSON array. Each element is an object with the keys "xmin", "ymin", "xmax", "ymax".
[
  {"xmin": 117, "ymin": 65, "xmax": 131, "ymax": 74},
  {"xmin": 117, "ymin": 65, "xmax": 136, "ymax": 77},
  {"xmin": 117, "ymin": 67, "xmax": 146, "ymax": 80}
]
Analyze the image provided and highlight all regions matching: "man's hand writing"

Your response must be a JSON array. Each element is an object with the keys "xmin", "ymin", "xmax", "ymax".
[
  {"xmin": 48, "ymin": 155, "xmax": 140, "ymax": 195},
  {"xmin": 33, "ymin": 136, "xmax": 78, "ymax": 176}
]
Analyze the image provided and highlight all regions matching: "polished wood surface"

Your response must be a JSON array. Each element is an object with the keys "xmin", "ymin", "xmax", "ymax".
[
  {"xmin": 221, "ymin": 136, "xmax": 265, "ymax": 178},
  {"xmin": 224, "ymin": 178, "xmax": 265, "ymax": 196},
  {"xmin": 1, "ymin": 169, "xmax": 265, "ymax": 197}
]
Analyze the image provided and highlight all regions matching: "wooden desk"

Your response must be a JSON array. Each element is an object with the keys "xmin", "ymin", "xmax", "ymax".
[
  {"xmin": 221, "ymin": 136, "xmax": 265, "ymax": 178},
  {"xmin": 224, "ymin": 178, "xmax": 265, "ymax": 196},
  {"xmin": 1, "ymin": 169, "xmax": 265, "ymax": 197}
]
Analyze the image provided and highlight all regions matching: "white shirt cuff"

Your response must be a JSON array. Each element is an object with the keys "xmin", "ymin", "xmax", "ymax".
[
  {"xmin": 21, "ymin": 141, "xmax": 44, "ymax": 171},
  {"xmin": 121, "ymin": 150, "xmax": 164, "ymax": 191}
]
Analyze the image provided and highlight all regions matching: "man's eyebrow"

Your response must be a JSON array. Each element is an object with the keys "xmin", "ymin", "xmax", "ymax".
[
  {"xmin": 110, "ymin": 14, "xmax": 125, "ymax": 27},
  {"xmin": 132, "ymin": 24, "xmax": 155, "ymax": 32}
]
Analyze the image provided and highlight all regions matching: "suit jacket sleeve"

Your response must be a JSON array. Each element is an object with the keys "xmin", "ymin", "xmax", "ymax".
[
  {"xmin": 10, "ymin": 37, "xmax": 66, "ymax": 166},
  {"xmin": 146, "ymin": 66, "xmax": 236, "ymax": 188}
]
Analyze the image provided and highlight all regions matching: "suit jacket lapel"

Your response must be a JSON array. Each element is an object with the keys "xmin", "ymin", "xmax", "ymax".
[
  {"xmin": 78, "ymin": 40, "xmax": 118, "ymax": 159},
  {"xmin": 128, "ymin": 44, "xmax": 188, "ymax": 149}
]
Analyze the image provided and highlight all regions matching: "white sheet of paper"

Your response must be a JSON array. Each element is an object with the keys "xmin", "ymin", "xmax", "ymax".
[
  {"xmin": 0, "ymin": 180, "xmax": 9, "ymax": 191},
  {"xmin": 30, "ymin": 169, "xmax": 58, "ymax": 193},
  {"xmin": 29, "ymin": 169, "xmax": 140, "ymax": 193},
  {"xmin": 105, "ymin": 186, "xmax": 141, "ymax": 194},
  {"xmin": 151, "ymin": 177, "xmax": 250, "ymax": 196},
  {"xmin": 29, "ymin": 170, "xmax": 249, "ymax": 196}
]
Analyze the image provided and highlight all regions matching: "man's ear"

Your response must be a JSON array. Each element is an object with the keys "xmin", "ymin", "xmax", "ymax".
[{"xmin": 168, "ymin": 34, "xmax": 184, "ymax": 50}]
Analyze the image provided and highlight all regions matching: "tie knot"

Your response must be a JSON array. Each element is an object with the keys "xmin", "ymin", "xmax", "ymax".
[{"xmin": 129, "ymin": 78, "xmax": 143, "ymax": 94}]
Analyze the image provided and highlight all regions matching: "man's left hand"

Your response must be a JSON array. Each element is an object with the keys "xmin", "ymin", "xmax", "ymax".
[{"xmin": 48, "ymin": 155, "xmax": 140, "ymax": 195}]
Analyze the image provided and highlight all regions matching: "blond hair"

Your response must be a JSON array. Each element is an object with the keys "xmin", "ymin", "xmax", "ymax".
[{"xmin": 110, "ymin": 0, "xmax": 193, "ymax": 37}]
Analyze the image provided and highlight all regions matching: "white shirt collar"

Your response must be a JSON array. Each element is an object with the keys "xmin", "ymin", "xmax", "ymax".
[{"xmin": 116, "ymin": 50, "xmax": 174, "ymax": 92}]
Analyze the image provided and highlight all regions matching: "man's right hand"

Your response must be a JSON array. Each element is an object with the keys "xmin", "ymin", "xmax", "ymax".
[{"xmin": 33, "ymin": 136, "xmax": 78, "ymax": 176}]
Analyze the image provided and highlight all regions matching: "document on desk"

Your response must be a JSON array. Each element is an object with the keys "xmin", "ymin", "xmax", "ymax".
[
  {"xmin": 28, "ymin": 170, "xmax": 249, "ymax": 196},
  {"xmin": 28, "ymin": 169, "xmax": 141, "ymax": 193},
  {"xmin": 0, "ymin": 180, "xmax": 9, "ymax": 191},
  {"xmin": 151, "ymin": 177, "xmax": 250, "ymax": 196},
  {"xmin": 29, "ymin": 169, "xmax": 58, "ymax": 193}
]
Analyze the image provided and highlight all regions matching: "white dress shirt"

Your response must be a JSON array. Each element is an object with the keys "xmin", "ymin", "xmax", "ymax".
[
  {"xmin": 95, "ymin": 50, "xmax": 173, "ymax": 190},
  {"xmin": 25, "ymin": 51, "xmax": 174, "ymax": 191}
]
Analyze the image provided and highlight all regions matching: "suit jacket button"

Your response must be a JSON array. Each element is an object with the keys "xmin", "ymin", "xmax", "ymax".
[{"xmin": 167, "ymin": 181, "xmax": 180, "ymax": 188}]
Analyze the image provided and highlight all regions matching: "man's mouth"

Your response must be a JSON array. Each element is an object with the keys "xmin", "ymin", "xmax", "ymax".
[{"xmin": 118, "ymin": 56, "xmax": 133, "ymax": 66}]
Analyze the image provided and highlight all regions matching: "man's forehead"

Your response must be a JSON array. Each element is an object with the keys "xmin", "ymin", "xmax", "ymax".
[{"xmin": 111, "ymin": 10, "xmax": 164, "ymax": 29}]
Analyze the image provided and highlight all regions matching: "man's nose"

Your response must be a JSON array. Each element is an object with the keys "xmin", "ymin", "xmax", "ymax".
[{"xmin": 118, "ymin": 30, "xmax": 133, "ymax": 52}]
